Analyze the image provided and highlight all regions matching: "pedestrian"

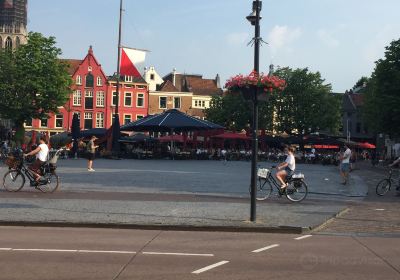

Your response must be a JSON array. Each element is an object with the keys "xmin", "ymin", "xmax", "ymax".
[
  {"xmin": 340, "ymin": 144, "xmax": 352, "ymax": 185},
  {"xmin": 87, "ymin": 135, "xmax": 98, "ymax": 172}
]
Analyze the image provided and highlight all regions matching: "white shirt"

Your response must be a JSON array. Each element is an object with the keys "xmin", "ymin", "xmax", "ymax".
[
  {"xmin": 342, "ymin": 148, "xmax": 351, "ymax": 164},
  {"xmin": 37, "ymin": 143, "xmax": 49, "ymax": 162},
  {"xmin": 285, "ymin": 154, "xmax": 296, "ymax": 171}
]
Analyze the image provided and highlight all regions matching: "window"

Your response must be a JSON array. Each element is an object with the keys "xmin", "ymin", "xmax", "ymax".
[
  {"xmin": 85, "ymin": 91, "xmax": 93, "ymax": 109},
  {"xmin": 25, "ymin": 119, "xmax": 32, "ymax": 127},
  {"xmin": 125, "ymin": 85, "xmax": 133, "ymax": 88},
  {"xmin": 73, "ymin": 90, "xmax": 82, "ymax": 106},
  {"xmin": 124, "ymin": 115, "xmax": 132, "ymax": 125},
  {"xmin": 150, "ymin": 74, "xmax": 155, "ymax": 80},
  {"xmin": 96, "ymin": 113, "xmax": 104, "ymax": 128},
  {"xmin": 96, "ymin": 91, "xmax": 105, "ymax": 107},
  {"xmin": 40, "ymin": 118, "xmax": 48, "ymax": 128},
  {"xmin": 74, "ymin": 112, "xmax": 81, "ymax": 126},
  {"xmin": 137, "ymin": 93, "xmax": 144, "ymax": 107},
  {"xmin": 76, "ymin": 75, "xmax": 82, "ymax": 85},
  {"xmin": 112, "ymin": 92, "xmax": 118, "ymax": 106},
  {"xmin": 124, "ymin": 93, "xmax": 132, "ymax": 107},
  {"xmin": 55, "ymin": 114, "xmax": 63, "ymax": 128},
  {"xmin": 86, "ymin": 73, "xmax": 94, "ymax": 87},
  {"xmin": 88, "ymin": 66, "xmax": 92, "ymax": 72},
  {"xmin": 174, "ymin": 97, "xmax": 181, "ymax": 109},
  {"xmin": 202, "ymin": 101, "xmax": 205, "ymax": 107},
  {"xmin": 136, "ymin": 115, "xmax": 144, "ymax": 120},
  {"xmin": 159, "ymin": 97, "xmax": 167, "ymax": 109},
  {"xmin": 5, "ymin": 37, "xmax": 12, "ymax": 50},
  {"xmin": 15, "ymin": 36, "xmax": 20, "ymax": 48},
  {"xmin": 125, "ymin": 76, "xmax": 133, "ymax": 82},
  {"xmin": 5, "ymin": 25, "xmax": 12, "ymax": 33},
  {"xmin": 137, "ymin": 85, "xmax": 145, "ymax": 89},
  {"xmin": 84, "ymin": 112, "xmax": 93, "ymax": 129},
  {"xmin": 97, "ymin": 76, "xmax": 102, "ymax": 86}
]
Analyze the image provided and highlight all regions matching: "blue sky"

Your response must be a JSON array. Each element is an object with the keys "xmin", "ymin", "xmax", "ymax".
[{"xmin": 28, "ymin": 0, "xmax": 400, "ymax": 92}]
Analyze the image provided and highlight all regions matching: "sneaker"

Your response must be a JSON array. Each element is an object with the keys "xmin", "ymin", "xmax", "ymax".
[{"xmin": 88, "ymin": 168, "xmax": 95, "ymax": 172}]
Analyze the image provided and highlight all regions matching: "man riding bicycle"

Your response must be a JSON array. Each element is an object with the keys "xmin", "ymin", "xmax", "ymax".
[
  {"xmin": 24, "ymin": 135, "xmax": 49, "ymax": 183},
  {"xmin": 389, "ymin": 157, "xmax": 400, "ymax": 192}
]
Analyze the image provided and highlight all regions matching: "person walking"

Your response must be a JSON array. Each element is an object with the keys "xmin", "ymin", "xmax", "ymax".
[
  {"xmin": 340, "ymin": 144, "xmax": 352, "ymax": 185},
  {"xmin": 87, "ymin": 135, "xmax": 98, "ymax": 172}
]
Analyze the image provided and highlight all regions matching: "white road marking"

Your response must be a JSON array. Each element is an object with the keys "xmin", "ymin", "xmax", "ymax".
[
  {"xmin": 1, "ymin": 248, "xmax": 136, "ymax": 254},
  {"xmin": 374, "ymin": 209, "xmax": 385, "ymax": 211},
  {"xmin": 142, "ymin": 251, "xmax": 213, "ymax": 257},
  {"xmin": 192, "ymin": 261, "xmax": 229, "ymax": 274},
  {"xmin": 252, "ymin": 244, "xmax": 280, "ymax": 253},
  {"xmin": 295, "ymin": 235, "xmax": 312, "ymax": 240}
]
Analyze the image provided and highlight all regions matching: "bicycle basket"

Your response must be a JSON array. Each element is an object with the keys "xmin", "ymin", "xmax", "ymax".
[
  {"xmin": 5, "ymin": 156, "xmax": 20, "ymax": 169},
  {"xmin": 48, "ymin": 154, "xmax": 59, "ymax": 165},
  {"xmin": 292, "ymin": 173, "xmax": 305, "ymax": 179},
  {"xmin": 257, "ymin": 168, "xmax": 270, "ymax": 178}
]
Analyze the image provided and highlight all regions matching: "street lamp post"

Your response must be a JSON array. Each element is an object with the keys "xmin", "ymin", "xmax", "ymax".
[{"xmin": 247, "ymin": 0, "xmax": 262, "ymax": 222}]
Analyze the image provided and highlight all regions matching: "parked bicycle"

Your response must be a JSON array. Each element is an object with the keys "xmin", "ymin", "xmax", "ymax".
[
  {"xmin": 3, "ymin": 148, "xmax": 63, "ymax": 193},
  {"xmin": 254, "ymin": 166, "xmax": 308, "ymax": 202},
  {"xmin": 375, "ymin": 168, "xmax": 400, "ymax": 196}
]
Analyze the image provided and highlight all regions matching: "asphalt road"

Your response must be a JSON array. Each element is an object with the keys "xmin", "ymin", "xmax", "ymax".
[{"xmin": 0, "ymin": 226, "xmax": 399, "ymax": 280}]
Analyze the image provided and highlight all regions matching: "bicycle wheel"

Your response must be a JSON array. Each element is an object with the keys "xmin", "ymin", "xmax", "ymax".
[
  {"xmin": 3, "ymin": 170, "xmax": 25, "ymax": 192},
  {"xmin": 285, "ymin": 180, "xmax": 308, "ymax": 202},
  {"xmin": 375, "ymin": 179, "xmax": 391, "ymax": 196},
  {"xmin": 256, "ymin": 177, "xmax": 273, "ymax": 201},
  {"xmin": 37, "ymin": 173, "xmax": 59, "ymax": 193}
]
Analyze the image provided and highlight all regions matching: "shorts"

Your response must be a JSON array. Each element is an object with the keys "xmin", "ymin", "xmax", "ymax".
[
  {"xmin": 285, "ymin": 166, "xmax": 294, "ymax": 176},
  {"xmin": 30, "ymin": 159, "xmax": 45, "ymax": 175},
  {"xmin": 87, "ymin": 152, "xmax": 95, "ymax": 161},
  {"xmin": 340, "ymin": 163, "xmax": 350, "ymax": 172}
]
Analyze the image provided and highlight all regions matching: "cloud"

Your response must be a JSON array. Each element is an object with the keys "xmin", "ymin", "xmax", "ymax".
[
  {"xmin": 267, "ymin": 25, "xmax": 302, "ymax": 56},
  {"xmin": 226, "ymin": 32, "xmax": 250, "ymax": 45},
  {"xmin": 317, "ymin": 29, "xmax": 340, "ymax": 48}
]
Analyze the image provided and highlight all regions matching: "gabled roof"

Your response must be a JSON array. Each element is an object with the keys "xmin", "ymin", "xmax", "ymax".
[
  {"xmin": 59, "ymin": 59, "xmax": 82, "ymax": 75},
  {"xmin": 350, "ymin": 94, "xmax": 364, "ymax": 107},
  {"xmin": 184, "ymin": 76, "xmax": 222, "ymax": 96},
  {"xmin": 158, "ymin": 80, "xmax": 180, "ymax": 92}
]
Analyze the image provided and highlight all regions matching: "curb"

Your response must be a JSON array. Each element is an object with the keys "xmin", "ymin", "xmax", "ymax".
[
  {"xmin": 309, "ymin": 207, "xmax": 350, "ymax": 233},
  {"xmin": 0, "ymin": 221, "xmax": 309, "ymax": 234}
]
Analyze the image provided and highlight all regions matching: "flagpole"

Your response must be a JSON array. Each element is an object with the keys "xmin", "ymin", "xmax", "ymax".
[
  {"xmin": 111, "ymin": 0, "xmax": 123, "ymax": 154},
  {"xmin": 115, "ymin": 0, "xmax": 123, "ymax": 116}
]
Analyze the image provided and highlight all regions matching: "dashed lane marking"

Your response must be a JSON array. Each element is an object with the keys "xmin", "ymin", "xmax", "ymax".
[
  {"xmin": 192, "ymin": 261, "xmax": 230, "ymax": 274},
  {"xmin": 294, "ymin": 235, "xmax": 312, "ymax": 240},
  {"xmin": 142, "ymin": 252, "xmax": 214, "ymax": 257},
  {"xmin": 252, "ymin": 244, "xmax": 280, "ymax": 253}
]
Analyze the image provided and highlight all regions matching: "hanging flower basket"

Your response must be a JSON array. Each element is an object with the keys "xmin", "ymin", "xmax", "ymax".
[{"xmin": 225, "ymin": 71, "xmax": 286, "ymax": 102}]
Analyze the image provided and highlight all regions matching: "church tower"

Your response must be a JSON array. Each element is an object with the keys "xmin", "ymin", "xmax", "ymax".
[{"xmin": 0, "ymin": 0, "xmax": 28, "ymax": 50}]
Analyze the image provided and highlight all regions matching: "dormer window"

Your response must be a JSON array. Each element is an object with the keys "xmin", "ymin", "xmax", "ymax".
[
  {"xmin": 76, "ymin": 75, "xmax": 82, "ymax": 85},
  {"xmin": 125, "ymin": 76, "xmax": 133, "ymax": 82}
]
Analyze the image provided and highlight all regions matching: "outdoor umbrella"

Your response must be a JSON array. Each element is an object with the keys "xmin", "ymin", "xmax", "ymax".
[
  {"xmin": 118, "ymin": 133, "xmax": 157, "ymax": 143},
  {"xmin": 71, "ymin": 113, "xmax": 81, "ymax": 156},
  {"xmin": 120, "ymin": 109, "xmax": 224, "ymax": 132},
  {"xmin": 80, "ymin": 128, "xmax": 108, "ymax": 138},
  {"xmin": 358, "ymin": 142, "xmax": 376, "ymax": 149}
]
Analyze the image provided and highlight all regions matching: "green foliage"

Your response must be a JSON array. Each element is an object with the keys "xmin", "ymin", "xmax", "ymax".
[
  {"xmin": 0, "ymin": 32, "xmax": 72, "ymax": 135},
  {"xmin": 273, "ymin": 67, "xmax": 341, "ymax": 135},
  {"xmin": 364, "ymin": 38, "xmax": 400, "ymax": 137},
  {"xmin": 353, "ymin": 76, "xmax": 369, "ymax": 90}
]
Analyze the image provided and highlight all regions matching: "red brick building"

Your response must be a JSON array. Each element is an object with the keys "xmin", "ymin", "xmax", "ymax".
[{"xmin": 25, "ymin": 46, "xmax": 148, "ymax": 134}]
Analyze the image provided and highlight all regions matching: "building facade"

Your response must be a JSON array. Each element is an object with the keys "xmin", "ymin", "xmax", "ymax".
[
  {"xmin": 0, "ymin": 0, "xmax": 27, "ymax": 50},
  {"xmin": 107, "ymin": 75, "xmax": 148, "ymax": 126}
]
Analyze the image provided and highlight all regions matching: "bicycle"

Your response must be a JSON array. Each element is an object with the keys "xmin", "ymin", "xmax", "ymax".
[
  {"xmin": 375, "ymin": 168, "xmax": 400, "ymax": 196},
  {"xmin": 254, "ymin": 166, "xmax": 308, "ymax": 202},
  {"xmin": 3, "ymin": 148, "xmax": 63, "ymax": 193}
]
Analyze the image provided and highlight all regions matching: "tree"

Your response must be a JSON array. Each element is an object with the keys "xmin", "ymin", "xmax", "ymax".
[
  {"xmin": 353, "ymin": 76, "xmax": 369, "ymax": 90},
  {"xmin": 0, "ymin": 32, "xmax": 72, "ymax": 144},
  {"xmin": 273, "ymin": 67, "xmax": 341, "ymax": 135},
  {"xmin": 364, "ymin": 38, "xmax": 400, "ymax": 137}
]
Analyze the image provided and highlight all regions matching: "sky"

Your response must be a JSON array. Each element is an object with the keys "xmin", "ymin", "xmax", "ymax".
[{"xmin": 28, "ymin": 0, "xmax": 400, "ymax": 92}]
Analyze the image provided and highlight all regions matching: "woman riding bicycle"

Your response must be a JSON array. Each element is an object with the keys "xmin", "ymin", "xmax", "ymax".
[
  {"xmin": 24, "ymin": 135, "xmax": 49, "ymax": 183},
  {"xmin": 276, "ymin": 146, "xmax": 296, "ymax": 189}
]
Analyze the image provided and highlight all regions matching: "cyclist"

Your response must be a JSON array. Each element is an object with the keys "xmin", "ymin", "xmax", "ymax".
[
  {"xmin": 24, "ymin": 135, "xmax": 49, "ymax": 183},
  {"xmin": 276, "ymin": 146, "xmax": 296, "ymax": 189},
  {"xmin": 389, "ymin": 157, "xmax": 400, "ymax": 192}
]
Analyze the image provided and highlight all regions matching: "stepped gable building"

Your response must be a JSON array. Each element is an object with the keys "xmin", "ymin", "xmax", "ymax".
[
  {"xmin": 0, "ymin": 0, "xmax": 27, "ymax": 50},
  {"xmin": 107, "ymin": 73, "xmax": 148, "ymax": 126}
]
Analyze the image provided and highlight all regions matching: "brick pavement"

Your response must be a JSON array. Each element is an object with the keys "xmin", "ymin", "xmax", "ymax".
[{"xmin": 316, "ymin": 161, "xmax": 400, "ymax": 235}]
